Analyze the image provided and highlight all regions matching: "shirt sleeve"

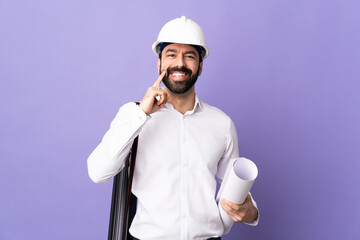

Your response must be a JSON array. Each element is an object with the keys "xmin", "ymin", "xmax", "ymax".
[
  {"xmin": 215, "ymin": 118, "xmax": 260, "ymax": 226},
  {"xmin": 216, "ymin": 118, "xmax": 239, "ymax": 200},
  {"xmin": 87, "ymin": 102, "xmax": 150, "ymax": 183}
]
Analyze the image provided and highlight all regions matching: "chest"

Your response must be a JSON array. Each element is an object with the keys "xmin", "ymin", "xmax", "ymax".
[{"xmin": 137, "ymin": 111, "xmax": 228, "ymax": 175}]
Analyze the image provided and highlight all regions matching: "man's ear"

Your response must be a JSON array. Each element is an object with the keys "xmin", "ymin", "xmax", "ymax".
[
  {"xmin": 157, "ymin": 58, "xmax": 161, "ymax": 74},
  {"xmin": 198, "ymin": 61, "xmax": 203, "ymax": 76}
]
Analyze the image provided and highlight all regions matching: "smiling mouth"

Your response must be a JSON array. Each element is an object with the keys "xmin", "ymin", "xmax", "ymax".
[{"xmin": 170, "ymin": 71, "xmax": 188, "ymax": 81}]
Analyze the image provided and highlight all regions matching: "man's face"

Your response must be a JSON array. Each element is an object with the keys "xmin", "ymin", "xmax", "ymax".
[{"xmin": 158, "ymin": 43, "xmax": 203, "ymax": 94}]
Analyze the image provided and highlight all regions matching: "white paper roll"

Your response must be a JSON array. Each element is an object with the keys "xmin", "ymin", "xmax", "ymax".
[{"xmin": 217, "ymin": 157, "xmax": 258, "ymax": 234}]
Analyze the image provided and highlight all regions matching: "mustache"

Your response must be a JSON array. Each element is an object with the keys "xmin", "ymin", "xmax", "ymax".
[{"xmin": 166, "ymin": 66, "xmax": 192, "ymax": 76}]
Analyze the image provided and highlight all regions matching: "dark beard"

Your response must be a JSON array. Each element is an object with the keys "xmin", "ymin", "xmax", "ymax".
[{"xmin": 161, "ymin": 66, "xmax": 199, "ymax": 94}]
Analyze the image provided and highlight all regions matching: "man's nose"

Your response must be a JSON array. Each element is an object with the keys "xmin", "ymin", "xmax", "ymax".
[{"xmin": 174, "ymin": 55, "xmax": 185, "ymax": 68}]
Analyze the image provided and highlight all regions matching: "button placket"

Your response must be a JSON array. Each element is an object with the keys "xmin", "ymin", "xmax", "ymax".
[{"xmin": 180, "ymin": 115, "xmax": 189, "ymax": 239}]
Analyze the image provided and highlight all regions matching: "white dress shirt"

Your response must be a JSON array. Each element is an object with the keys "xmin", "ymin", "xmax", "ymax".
[{"xmin": 88, "ymin": 95, "xmax": 258, "ymax": 240}]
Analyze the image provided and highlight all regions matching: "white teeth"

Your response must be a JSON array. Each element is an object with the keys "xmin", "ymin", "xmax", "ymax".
[{"xmin": 172, "ymin": 73, "xmax": 185, "ymax": 77}]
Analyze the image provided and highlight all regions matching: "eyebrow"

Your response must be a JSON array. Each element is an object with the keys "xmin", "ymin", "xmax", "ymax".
[
  {"xmin": 165, "ymin": 49, "xmax": 178, "ymax": 54},
  {"xmin": 184, "ymin": 50, "xmax": 197, "ymax": 56}
]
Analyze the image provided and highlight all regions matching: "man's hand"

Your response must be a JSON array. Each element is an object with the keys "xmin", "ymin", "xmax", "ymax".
[
  {"xmin": 220, "ymin": 194, "xmax": 258, "ymax": 223},
  {"xmin": 139, "ymin": 71, "xmax": 168, "ymax": 115}
]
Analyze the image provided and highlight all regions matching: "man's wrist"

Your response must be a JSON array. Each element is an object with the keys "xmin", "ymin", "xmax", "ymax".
[
  {"xmin": 245, "ymin": 206, "xmax": 259, "ymax": 225},
  {"xmin": 246, "ymin": 207, "xmax": 259, "ymax": 224}
]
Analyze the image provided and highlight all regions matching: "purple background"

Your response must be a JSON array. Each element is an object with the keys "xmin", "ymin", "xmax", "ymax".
[{"xmin": 1, "ymin": 0, "xmax": 359, "ymax": 239}]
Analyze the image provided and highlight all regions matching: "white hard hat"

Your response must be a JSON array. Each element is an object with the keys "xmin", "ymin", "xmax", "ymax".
[{"xmin": 152, "ymin": 16, "xmax": 209, "ymax": 59}]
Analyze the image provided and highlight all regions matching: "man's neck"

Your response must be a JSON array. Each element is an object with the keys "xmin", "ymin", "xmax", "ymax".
[{"xmin": 165, "ymin": 87, "xmax": 196, "ymax": 115}]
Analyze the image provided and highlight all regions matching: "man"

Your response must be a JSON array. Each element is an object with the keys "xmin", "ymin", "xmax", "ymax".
[{"xmin": 88, "ymin": 16, "xmax": 258, "ymax": 240}]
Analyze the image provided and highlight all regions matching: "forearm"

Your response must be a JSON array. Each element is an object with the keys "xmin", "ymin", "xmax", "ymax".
[{"xmin": 87, "ymin": 102, "xmax": 149, "ymax": 183}]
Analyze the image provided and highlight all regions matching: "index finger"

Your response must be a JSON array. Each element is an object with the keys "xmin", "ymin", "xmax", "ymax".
[{"xmin": 153, "ymin": 71, "xmax": 166, "ymax": 88}]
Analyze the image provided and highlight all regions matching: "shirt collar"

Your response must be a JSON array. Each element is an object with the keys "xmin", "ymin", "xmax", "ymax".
[
  {"xmin": 163, "ymin": 94, "xmax": 203, "ymax": 115},
  {"xmin": 193, "ymin": 94, "xmax": 203, "ymax": 113}
]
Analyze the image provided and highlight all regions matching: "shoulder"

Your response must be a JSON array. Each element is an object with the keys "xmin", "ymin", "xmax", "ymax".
[
  {"xmin": 110, "ymin": 102, "xmax": 148, "ymax": 126},
  {"xmin": 119, "ymin": 102, "xmax": 138, "ymax": 111},
  {"xmin": 200, "ymin": 100, "xmax": 232, "ymax": 121},
  {"xmin": 198, "ymin": 100, "xmax": 235, "ymax": 131},
  {"xmin": 198, "ymin": 101, "xmax": 238, "ymax": 147}
]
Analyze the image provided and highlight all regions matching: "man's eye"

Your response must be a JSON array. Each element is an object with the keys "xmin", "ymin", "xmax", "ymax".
[
  {"xmin": 167, "ymin": 54, "xmax": 175, "ymax": 57},
  {"xmin": 186, "ymin": 55, "xmax": 195, "ymax": 59}
]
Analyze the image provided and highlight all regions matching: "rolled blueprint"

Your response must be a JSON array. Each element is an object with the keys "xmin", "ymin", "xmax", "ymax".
[{"xmin": 217, "ymin": 157, "xmax": 258, "ymax": 234}]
